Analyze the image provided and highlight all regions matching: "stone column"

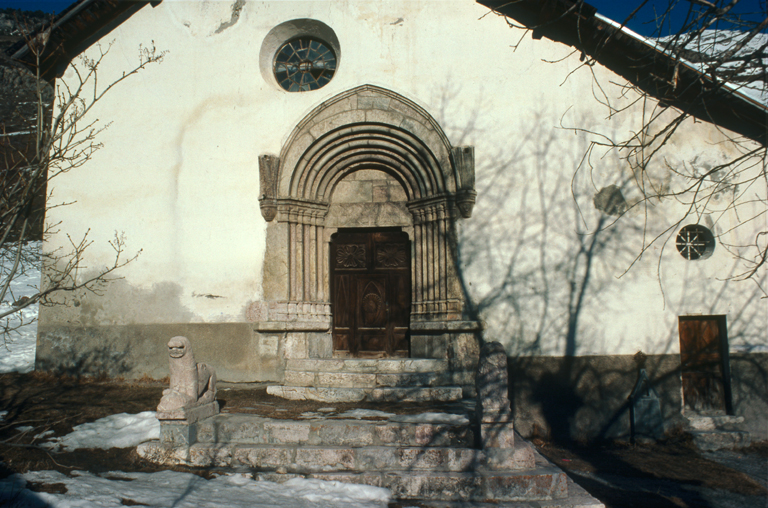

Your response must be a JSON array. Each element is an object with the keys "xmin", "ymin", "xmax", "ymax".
[{"xmin": 408, "ymin": 199, "xmax": 464, "ymax": 322}]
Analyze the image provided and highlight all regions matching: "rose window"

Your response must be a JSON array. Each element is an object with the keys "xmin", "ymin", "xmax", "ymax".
[{"xmin": 273, "ymin": 37, "xmax": 337, "ymax": 92}]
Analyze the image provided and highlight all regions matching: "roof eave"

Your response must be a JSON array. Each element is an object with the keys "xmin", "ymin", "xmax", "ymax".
[
  {"xmin": 478, "ymin": 0, "xmax": 767, "ymax": 145},
  {"xmin": 5, "ymin": 0, "xmax": 160, "ymax": 83}
]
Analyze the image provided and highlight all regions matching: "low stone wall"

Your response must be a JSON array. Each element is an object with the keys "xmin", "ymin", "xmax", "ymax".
[{"xmin": 509, "ymin": 353, "xmax": 768, "ymax": 443}]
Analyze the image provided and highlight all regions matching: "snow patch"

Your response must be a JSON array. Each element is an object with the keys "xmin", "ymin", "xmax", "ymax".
[
  {"xmin": 2, "ymin": 469, "xmax": 391, "ymax": 508},
  {"xmin": 0, "ymin": 241, "xmax": 40, "ymax": 374},
  {"xmin": 41, "ymin": 412, "xmax": 160, "ymax": 451},
  {"xmin": 334, "ymin": 409, "xmax": 395, "ymax": 419}
]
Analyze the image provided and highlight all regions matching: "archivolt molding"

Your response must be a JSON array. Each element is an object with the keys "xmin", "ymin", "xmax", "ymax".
[{"xmin": 259, "ymin": 85, "xmax": 476, "ymax": 223}]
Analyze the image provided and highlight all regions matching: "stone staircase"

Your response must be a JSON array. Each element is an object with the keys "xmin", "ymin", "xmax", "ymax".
[
  {"xmin": 138, "ymin": 340, "xmax": 605, "ymax": 506},
  {"xmin": 267, "ymin": 358, "xmax": 469, "ymax": 403},
  {"xmin": 685, "ymin": 413, "xmax": 751, "ymax": 451},
  {"xmin": 139, "ymin": 409, "xmax": 578, "ymax": 504}
]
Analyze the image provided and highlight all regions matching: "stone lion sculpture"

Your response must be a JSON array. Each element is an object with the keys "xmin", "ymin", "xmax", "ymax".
[{"xmin": 157, "ymin": 336, "xmax": 217, "ymax": 413}]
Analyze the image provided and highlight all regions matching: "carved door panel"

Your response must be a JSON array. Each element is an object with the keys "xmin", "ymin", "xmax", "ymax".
[
  {"xmin": 331, "ymin": 229, "xmax": 410, "ymax": 357},
  {"xmin": 678, "ymin": 316, "xmax": 732, "ymax": 414}
]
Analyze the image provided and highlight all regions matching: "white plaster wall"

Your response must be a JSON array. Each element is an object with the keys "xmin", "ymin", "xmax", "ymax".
[{"xmin": 42, "ymin": 0, "xmax": 767, "ymax": 356}]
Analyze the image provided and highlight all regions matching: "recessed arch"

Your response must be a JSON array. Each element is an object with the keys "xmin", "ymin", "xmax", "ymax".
[
  {"xmin": 292, "ymin": 123, "xmax": 445, "ymax": 201},
  {"xmin": 256, "ymin": 84, "xmax": 477, "ymax": 337}
]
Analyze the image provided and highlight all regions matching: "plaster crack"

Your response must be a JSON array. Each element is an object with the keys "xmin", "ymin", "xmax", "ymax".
[
  {"xmin": 192, "ymin": 292, "xmax": 225, "ymax": 299},
  {"xmin": 214, "ymin": 0, "xmax": 245, "ymax": 34}
]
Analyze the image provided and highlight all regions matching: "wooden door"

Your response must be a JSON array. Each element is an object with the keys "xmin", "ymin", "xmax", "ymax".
[
  {"xmin": 678, "ymin": 316, "xmax": 732, "ymax": 414},
  {"xmin": 331, "ymin": 229, "xmax": 410, "ymax": 357}
]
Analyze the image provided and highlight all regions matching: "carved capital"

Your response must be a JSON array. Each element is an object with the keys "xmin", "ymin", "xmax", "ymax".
[
  {"xmin": 259, "ymin": 154, "xmax": 280, "ymax": 222},
  {"xmin": 456, "ymin": 189, "xmax": 477, "ymax": 219},
  {"xmin": 276, "ymin": 198, "xmax": 329, "ymax": 224}
]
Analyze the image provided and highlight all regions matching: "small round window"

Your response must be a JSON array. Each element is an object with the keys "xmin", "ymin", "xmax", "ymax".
[
  {"xmin": 676, "ymin": 225, "xmax": 715, "ymax": 260},
  {"xmin": 273, "ymin": 37, "xmax": 336, "ymax": 92}
]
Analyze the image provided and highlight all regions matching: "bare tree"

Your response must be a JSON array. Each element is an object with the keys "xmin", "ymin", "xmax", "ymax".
[
  {"xmin": 481, "ymin": 0, "xmax": 768, "ymax": 292},
  {"xmin": 0, "ymin": 15, "xmax": 166, "ymax": 344}
]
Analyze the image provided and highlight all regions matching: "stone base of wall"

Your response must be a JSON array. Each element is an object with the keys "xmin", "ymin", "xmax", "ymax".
[
  {"xmin": 509, "ymin": 353, "xmax": 768, "ymax": 443},
  {"xmin": 35, "ymin": 327, "xmax": 767, "ymax": 443},
  {"xmin": 36, "ymin": 323, "xmax": 279, "ymax": 383}
]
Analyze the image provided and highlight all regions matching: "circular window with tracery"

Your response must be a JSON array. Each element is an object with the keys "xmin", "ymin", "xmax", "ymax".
[
  {"xmin": 676, "ymin": 224, "xmax": 715, "ymax": 260},
  {"xmin": 273, "ymin": 37, "xmax": 336, "ymax": 92}
]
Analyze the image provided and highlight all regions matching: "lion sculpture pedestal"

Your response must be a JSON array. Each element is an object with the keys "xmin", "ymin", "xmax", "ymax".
[{"xmin": 156, "ymin": 336, "xmax": 219, "ymax": 444}]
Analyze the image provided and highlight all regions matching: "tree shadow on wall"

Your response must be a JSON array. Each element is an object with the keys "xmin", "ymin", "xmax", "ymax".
[
  {"xmin": 35, "ymin": 332, "xmax": 134, "ymax": 380},
  {"xmin": 439, "ymin": 98, "xmax": 768, "ymax": 444}
]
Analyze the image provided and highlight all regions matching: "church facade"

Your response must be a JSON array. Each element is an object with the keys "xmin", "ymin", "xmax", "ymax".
[{"xmin": 28, "ymin": 0, "xmax": 767, "ymax": 441}]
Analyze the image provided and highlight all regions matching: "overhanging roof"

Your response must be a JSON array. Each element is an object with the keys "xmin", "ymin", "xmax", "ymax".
[
  {"xmin": 5, "ymin": 0, "xmax": 766, "ymax": 144},
  {"xmin": 5, "ymin": 0, "xmax": 159, "ymax": 82},
  {"xmin": 478, "ymin": 0, "xmax": 767, "ymax": 145}
]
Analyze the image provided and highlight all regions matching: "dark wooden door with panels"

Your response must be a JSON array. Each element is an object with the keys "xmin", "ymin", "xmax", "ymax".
[
  {"xmin": 678, "ymin": 315, "xmax": 732, "ymax": 414},
  {"xmin": 330, "ymin": 228, "xmax": 411, "ymax": 358}
]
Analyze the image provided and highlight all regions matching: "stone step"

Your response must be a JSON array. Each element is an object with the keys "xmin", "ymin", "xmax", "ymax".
[
  {"xmin": 285, "ymin": 358, "xmax": 450, "ymax": 374},
  {"xmin": 689, "ymin": 430, "xmax": 751, "ymax": 451},
  {"xmin": 176, "ymin": 440, "xmax": 535, "ymax": 472},
  {"xmin": 257, "ymin": 466, "xmax": 567, "ymax": 502},
  {"xmin": 195, "ymin": 413, "xmax": 474, "ymax": 447},
  {"xmin": 283, "ymin": 369, "xmax": 452, "ymax": 388},
  {"xmin": 137, "ymin": 437, "xmax": 605, "ymax": 506},
  {"xmin": 266, "ymin": 385, "xmax": 464, "ymax": 403},
  {"xmin": 685, "ymin": 414, "xmax": 745, "ymax": 431}
]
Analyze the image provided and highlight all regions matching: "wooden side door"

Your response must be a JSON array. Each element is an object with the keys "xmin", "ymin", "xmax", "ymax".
[
  {"xmin": 331, "ymin": 229, "xmax": 410, "ymax": 357},
  {"xmin": 678, "ymin": 315, "xmax": 732, "ymax": 414}
]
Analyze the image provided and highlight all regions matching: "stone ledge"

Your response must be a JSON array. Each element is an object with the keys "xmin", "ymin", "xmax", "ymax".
[
  {"xmin": 371, "ymin": 387, "xmax": 463, "ymax": 402},
  {"xmin": 182, "ymin": 444, "xmax": 525, "ymax": 471},
  {"xmin": 410, "ymin": 321, "xmax": 483, "ymax": 332},
  {"xmin": 286, "ymin": 358, "xmax": 451, "ymax": 374},
  {"xmin": 195, "ymin": 413, "xmax": 474, "ymax": 447},
  {"xmin": 266, "ymin": 385, "xmax": 465, "ymax": 403},
  {"xmin": 266, "ymin": 385, "xmax": 368, "ymax": 402},
  {"xmin": 173, "ymin": 443, "xmax": 534, "ymax": 471},
  {"xmin": 283, "ymin": 370, "xmax": 453, "ymax": 388},
  {"xmin": 253, "ymin": 321, "xmax": 331, "ymax": 332}
]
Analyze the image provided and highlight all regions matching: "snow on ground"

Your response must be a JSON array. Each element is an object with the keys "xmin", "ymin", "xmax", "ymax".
[
  {"xmin": 0, "ymin": 411, "xmax": 398, "ymax": 507},
  {"xmin": 40, "ymin": 412, "xmax": 160, "ymax": 452},
  {"xmin": 0, "ymin": 241, "xmax": 40, "ymax": 374},
  {"xmin": 334, "ymin": 409, "xmax": 395, "ymax": 419},
  {"xmin": 0, "ymin": 470, "xmax": 392, "ymax": 508}
]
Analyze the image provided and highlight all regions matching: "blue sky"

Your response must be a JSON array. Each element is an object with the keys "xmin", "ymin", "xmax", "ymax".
[{"xmin": 0, "ymin": 0, "xmax": 765, "ymax": 37}]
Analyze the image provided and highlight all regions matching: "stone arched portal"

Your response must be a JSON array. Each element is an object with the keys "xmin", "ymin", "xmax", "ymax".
[{"xmin": 250, "ymin": 85, "xmax": 478, "ymax": 361}]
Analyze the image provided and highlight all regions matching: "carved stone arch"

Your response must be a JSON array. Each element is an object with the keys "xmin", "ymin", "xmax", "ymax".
[
  {"xmin": 274, "ymin": 85, "xmax": 465, "ymax": 201},
  {"xmin": 297, "ymin": 125, "xmax": 440, "ymax": 201},
  {"xmin": 255, "ymin": 85, "xmax": 477, "ymax": 355}
]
